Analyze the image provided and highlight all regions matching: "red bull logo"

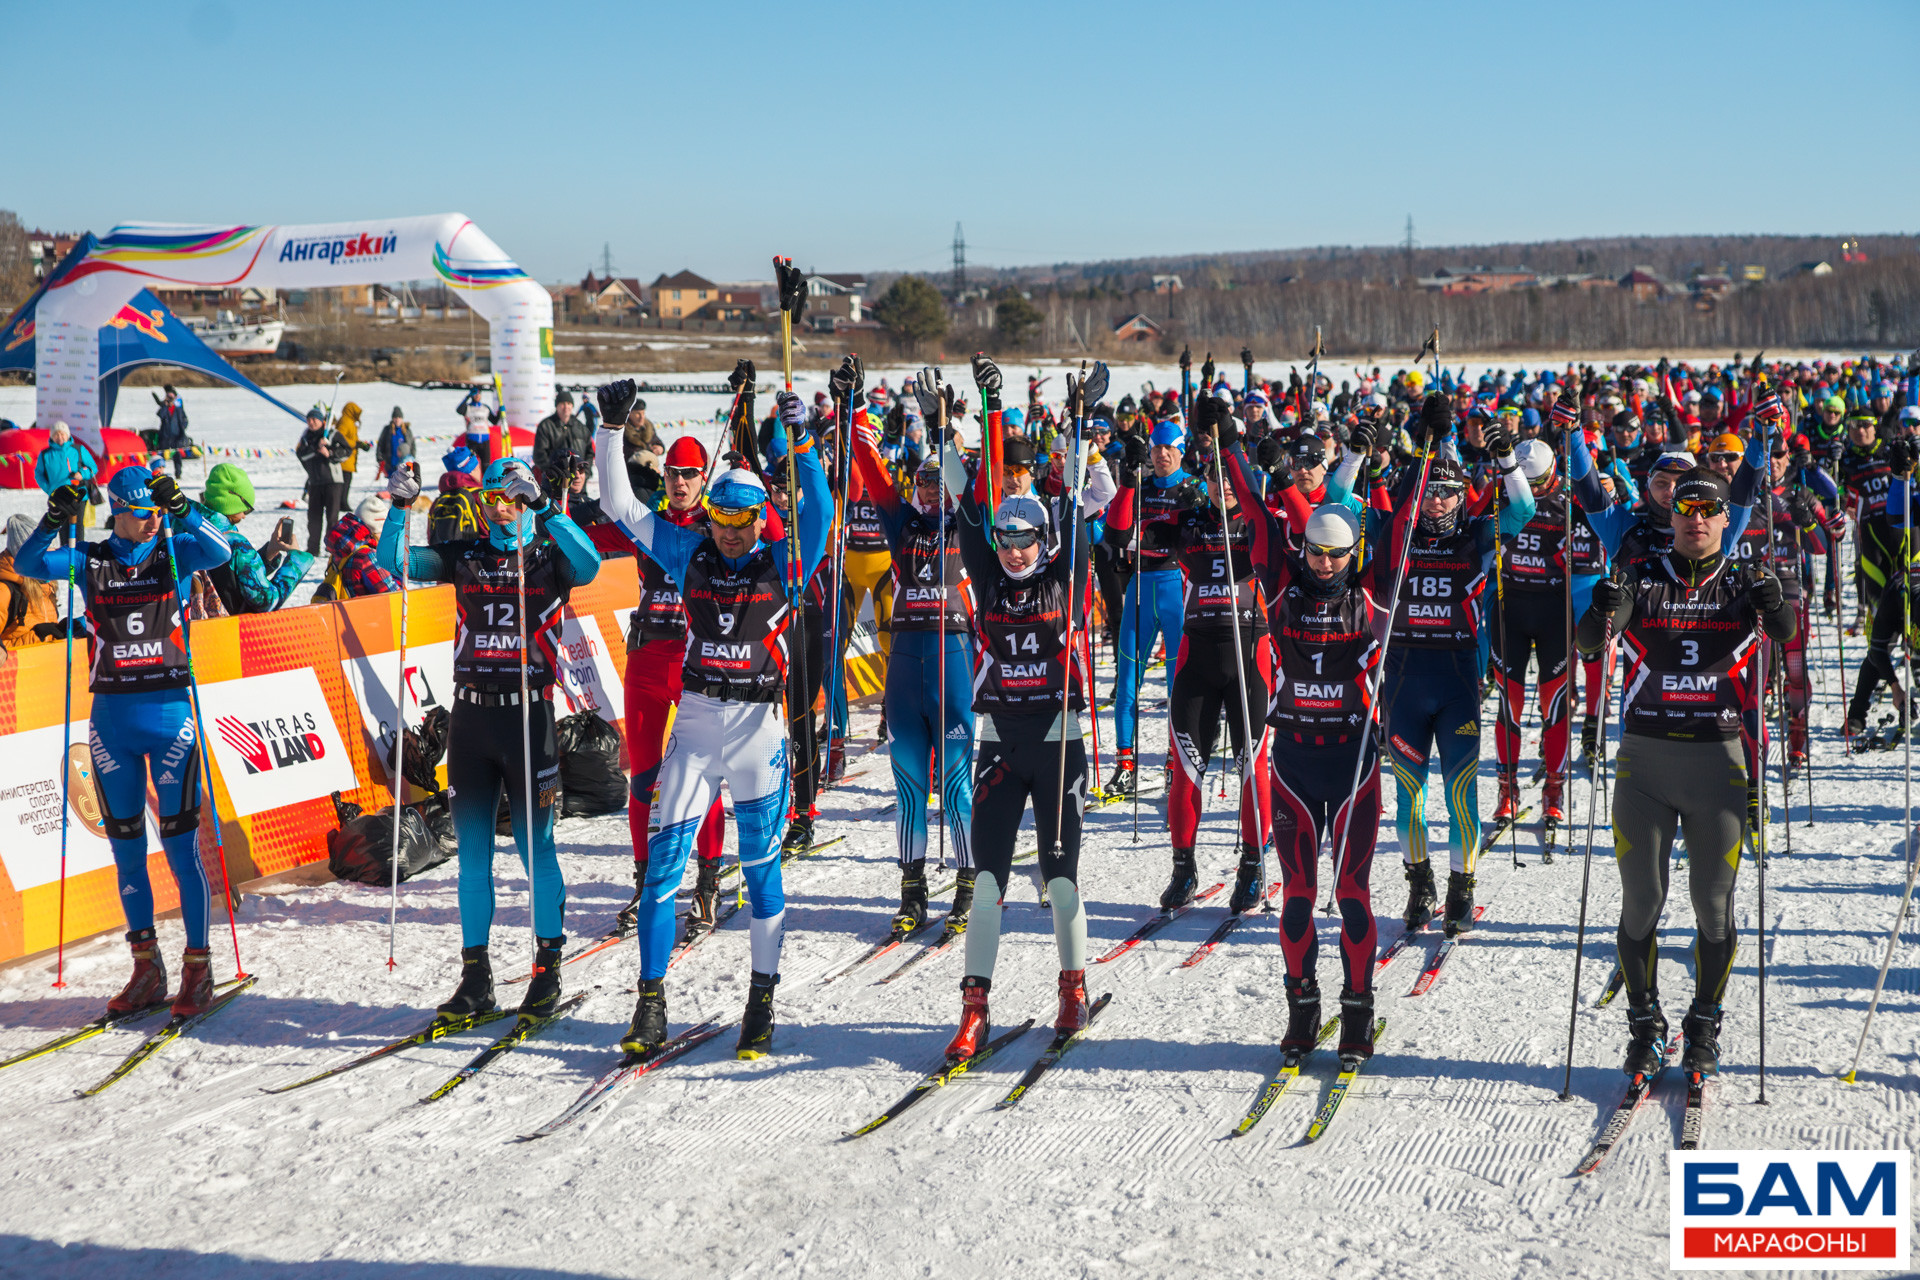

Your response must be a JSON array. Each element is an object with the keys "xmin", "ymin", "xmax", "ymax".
[
  {"xmin": 1, "ymin": 318, "xmax": 32, "ymax": 353},
  {"xmin": 107, "ymin": 305, "xmax": 169, "ymax": 343}
]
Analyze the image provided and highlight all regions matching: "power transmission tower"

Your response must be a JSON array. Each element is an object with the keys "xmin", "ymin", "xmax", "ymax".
[
  {"xmin": 1402, "ymin": 216, "xmax": 1417, "ymax": 286},
  {"xmin": 952, "ymin": 223, "xmax": 967, "ymax": 294},
  {"xmin": 601, "ymin": 242, "xmax": 615, "ymax": 279}
]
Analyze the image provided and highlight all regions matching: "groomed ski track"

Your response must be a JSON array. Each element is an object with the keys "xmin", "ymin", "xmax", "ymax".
[{"xmin": 0, "ymin": 373, "xmax": 1913, "ymax": 1280}]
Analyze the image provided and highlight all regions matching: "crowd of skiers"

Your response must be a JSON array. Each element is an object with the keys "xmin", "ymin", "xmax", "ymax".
[{"xmin": 20, "ymin": 339, "xmax": 1920, "ymax": 1089}]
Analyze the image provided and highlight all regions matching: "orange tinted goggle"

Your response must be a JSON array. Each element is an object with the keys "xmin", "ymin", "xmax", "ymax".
[
  {"xmin": 704, "ymin": 501, "xmax": 762, "ymax": 528},
  {"xmin": 478, "ymin": 487, "xmax": 511, "ymax": 505},
  {"xmin": 1673, "ymin": 497, "xmax": 1728, "ymax": 518}
]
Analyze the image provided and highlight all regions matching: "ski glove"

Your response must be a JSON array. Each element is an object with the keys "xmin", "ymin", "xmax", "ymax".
[
  {"xmin": 1589, "ymin": 576, "xmax": 1626, "ymax": 619},
  {"xmin": 971, "ymin": 354, "xmax": 1002, "ymax": 399},
  {"xmin": 1347, "ymin": 420, "xmax": 1377, "ymax": 456},
  {"xmin": 1418, "ymin": 392, "xmax": 1452, "ymax": 444},
  {"xmin": 1482, "ymin": 418, "xmax": 1516, "ymax": 458},
  {"xmin": 776, "ymin": 390, "xmax": 808, "ymax": 430},
  {"xmin": 915, "ymin": 367, "xmax": 944, "ymax": 421},
  {"xmin": 387, "ymin": 467, "xmax": 422, "ymax": 505},
  {"xmin": 1201, "ymin": 354, "xmax": 1216, "ymax": 388},
  {"xmin": 500, "ymin": 472, "xmax": 545, "ymax": 509},
  {"xmin": 1550, "ymin": 386, "xmax": 1580, "ymax": 429},
  {"xmin": 1117, "ymin": 434, "xmax": 1149, "ymax": 486},
  {"xmin": 598, "ymin": 379, "xmax": 639, "ymax": 427},
  {"xmin": 1240, "ymin": 346, "xmax": 1254, "ymax": 371},
  {"xmin": 1749, "ymin": 569, "xmax": 1784, "ymax": 617},
  {"xmin": 44, "ymin": 482, "xmax": 86, "ymax": 527},
  {"xmin": 828, "ymin": 355, "xmax": 862, "ymax": 409},
  {"xmin": 148, "ymin": 474, "xmax": 189, "ymax": 517},
  {"xmin": 1254, "ymin": 437, "xmax": 1286, "ymax": 473},
  {"xmin": 1887, "ymin": 434, "xmax": 1920, "ymax": 475}
]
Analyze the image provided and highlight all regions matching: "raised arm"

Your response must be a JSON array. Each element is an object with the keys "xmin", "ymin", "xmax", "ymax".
[
  {"xmin": 594, "ymin": 424, "xmax": 702, "ymax": 584},
  {"xmin": 167, "ymin": 506, "xmax": 232, "ymax": 575}
]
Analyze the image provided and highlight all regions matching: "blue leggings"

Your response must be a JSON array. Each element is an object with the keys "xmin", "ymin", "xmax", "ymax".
[
  {"xmin": 1382, "ymin": 647, "xmax": 1483, "ymax": 875},
  {"xmin": 447, "ymin": 697, "xmax": 566, "ymax": 948},
  {"xmin": 89, "ymin": 691, "xmax": 210, "ymax": 948},
  {"xmin": 1113, "ymin": 568, "xmax": 1185, "ymax": 750},
  {"xmin": 883, "ymin": 630, "xmax": 975, "ymax": 867}
]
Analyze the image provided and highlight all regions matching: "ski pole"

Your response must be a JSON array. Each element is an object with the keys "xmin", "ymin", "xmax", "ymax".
[
  {"xmin": 53, "ymin": 556, "xmax": 76, "ymax": 989},
  {"xmin": 1054, "ymin": 366, "xmax": 1088, "ymax": 854},
  {"xmin": 387, "ymin": 496, "xmax": 410, "ymax": 972},
  {"xmin": 1209, "ymin": 400, "xmax": 1259, "ymax": 875},
  {"xmin": 825, "ymin": 377, "xmax": 850, "ymax": 792},
  {"xmin": 515, "ymin": 509, "xmax": 537, "ymax": 981},
  {"xmin": 935, "ymin": 372, "xmax": 949, "ymax": 870},
  {"xmin": 1558, "ymin": 592, "xmax": 1617, "ymax": 1100},
  {"xmin": 1131, "ymin": 475, "xmax": 1143, "ymax": 842},
  {"xmin": 775, "ymin": 258, "xmax": 812, "ymax": 822}
]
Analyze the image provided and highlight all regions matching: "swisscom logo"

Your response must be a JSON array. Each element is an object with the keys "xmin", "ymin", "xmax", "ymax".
[{"xmin": 1670, "ymin": 1150, "xmax": 1910, "ymax": 1269}]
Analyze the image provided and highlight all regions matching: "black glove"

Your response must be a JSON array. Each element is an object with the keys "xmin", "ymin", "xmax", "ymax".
[
  {"xmin": 1254, "ymin": 436, "xmax": 1285, "ymax": 471},
  {"xmin": 1201, "ymin": 353, "xmax": 1216, "ymax": 388},
  {"xmin": 1785, "ymin": 487, "xmax": 1818, "ymax": 527},
  {"xmin": 1215, "ymin": 399, "xmax": 1242, "ymax": 448},
  {"xmin": 1178, "ymin": 344, "xmax": 1191, "ymax": 373},
  {"xmin": 1288, "ymin": 368, "xmax": 1303, "ymax": 393},
  {"xmin": 1749, "ymin": 569, "xmax": 1784, "ymax": 616},
  {"xmin": 1240, "ymin": 346, "xmax": 1253, "ymax": 371},
  {"xmin": 598, "ymin": 378, "xmax": 639, "ymax": 426},
  {"xmin": 773, "ymin": 257, "xmax": 807, "ymax": 318},
  {"xmin": 1888, "ymin": 434, "xmax": 1920, "ymax": 475},
  {"xmin": 1590, "ymin": 575, "xmax": 1626, "ymax": 618},
  {"xmin": 31, "ymin": 620, "xmax": 72, "ymax": 641},
  {"xmin": 1418, "ymin": 392, "xmax": 1452, "ymax": 444},
  {"xmin": 44, "ymin": 483, "xmax": 86, "ymax": 527},
  {"xmin": 828, "ymin": 355, "xmax": 864, "ymax": 410},
  {"xmin": 1267, "ymin": 451, "xmax": 1297, "ymax": 490},
  {"xmin": 1347, "ymin": 419, "xmax": 1377, "ymax": 456},
  {"xmin": 727, "ymin": 359, "xmax": 756, "ymax": 394},
  {"xmin": 148, "ymin": 474, "xmax": 188, "ymax": 517},
  {"xmin": 1117, "ymin": 434, "xmax": 1148, "ymax": 486},
  {"xmin": 1482, "ymin": 417, "xmax": 1515, "ymax": 458}
]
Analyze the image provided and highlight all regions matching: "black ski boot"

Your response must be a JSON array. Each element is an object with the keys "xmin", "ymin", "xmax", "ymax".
[
  {"xmin": 1579, "ymin": 713, "xmax": 1599, "ymax": 772},
  {"xmin": 1622, "ymin": 994, "xmax": 1669, "ymax": 1077},
  {"xmin": 1402, "ymin": 860, "xmax": 1437, "ymax": 931},
  {"xmin": 1443, "ymin": 870, "xmax": 1477, "ymax": 936},
  {"xmin": 436, "ymin": 945, "xmax": 496, "ymax": 1019},
  {"xmin": 946, "ymin": 868, "xmax": 977, "ymax": 930},
  {"xmin": 1681, "ymin": 999, "xmax": 1723, "ymax": 1076},
  {"xmin": 1159, "ymin": 847, "xmax": 1198, "ymax": 910},
  {"xmin": 1281, "ymin": 976, "xmax": 1322, "ymax": 1055},
  {"xmin": 620, "ymin": 979, "xmax": 667, "ymax": 1057},
  {"xmin": 1104, "ymin": 749, "xmax": 1137, "ymax": 797},
  {"xmin": 615, "ymin": 859, "xmax": 647, "ymax": 931},
  {"xmin": 518, "ymin": 936, "xmax": 565, "ymax": 1018},
  {"xmin": 893, "ymin": 858, "xmax": 928, "ymax": 934},
  {"xmin": 1228, "ymin": 842, "xmax": 1265, "ymax": 914},
  {"xmin": 736, "ymin": 970, "xmax": 778, "ymax": 1059},
  {"xmin": 1337, "ymin": 987, "xmax": 1376, "ymax": 1064},
  {"xmin": 682, "ymin": 858, "xmax": 722, "ymax": 941},
  {"xmin": 779, "ymin": 814, "xmax": 814, "ymax": 861}
]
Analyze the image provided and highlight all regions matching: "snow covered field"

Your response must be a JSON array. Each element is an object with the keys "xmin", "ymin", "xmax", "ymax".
[{"xmin": 0, "ymin": 374, "xmax": 1914, "ymax": 1280}]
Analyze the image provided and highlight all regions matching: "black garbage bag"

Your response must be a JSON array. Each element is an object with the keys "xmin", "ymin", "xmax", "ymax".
[
  {"xmin": 328, "ymin": 799, "xmax": 455, "ymax": 886},
  {"xmin": 556, "ymin": 711, "xmax": 626, "ymax": 817},
  {"xmin": 403, "ymin": 705, "xmax": 451, "ymax": 793}
]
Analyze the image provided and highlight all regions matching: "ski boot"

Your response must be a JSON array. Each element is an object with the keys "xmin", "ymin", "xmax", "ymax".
[
  {"xmin": 1844, "ymin": 712, "xmax": 1867, "ymax": 752},
  {"xmin": 1849, "ymin": 607, "xmax": 1866, "ymax": 637},
  {"xmin": 1104, "ymin": 748, "xmax": 1137, "ymax": 798},
  {"xmin": 621, "ymin": 979, "xmax": 667, "ymax": 1057},
  {"xmin": 1159, "ymin": 847, "xmax": 1198, "ymax": 910},
  {"xmin": 1681, "ymin": 999, "xmax": 1723, "ymax": 1077},
  {"xmin": 1579, "ymin": 713, "xmax": 1599, "ymax": 774},
  {"xmin": 1543, "ymin": 770, "xmax": 1566, "ymax": 858},
  {"xmin": 171, "ymin": 947, "xmax": 214, "ymax": 1019},
  {"xmin": 893, "ymin": 858, "xmax": 929, "ymax": 935},
  {"xmin": 1227, "ymin": 842, "xmax": 1265, "ymax": 914},
  {"xmin": 875, "ymin": 709, "xmax": 888, "ymax": 748},
  {"xmin": 1492, "ymin": 767, "xmax": 1520, "ymax": 825},
  {"xmin": 437, "ymin": 946, "xmax": 496, "ymax": 1019},
  {"xmin": 518, "ymin": 936, "xmax": 565, "ymax": 1018},
  {"xmin": 1443, "ymin": 871, "xmax": 1476, "ymax": 937},
  {"xmin": 1337, "ymin": 987, "xmax": 1376, "ymax": 1064},
  {"xmin": 779, "ymin": 813, "xmax": 814, "ymax": 861},
  {"xmin": 736, "ymin": 970, "xmax": 778, "ymax": 1059},
  {"xmin": 1401, "ymin": 860, "xmax": 1437, "ymax": 931},
  {"xmin": 1622, "ymin": 994, "xmax": 1669, "ymax": 1077},
  {"xmin": 1788, "ymin": 714, "xmax": 1808, "ymax": 772},
  {"xmin": 1281, "ymin": 976, "xmax": 1322, "ymax": 1055},
  {"xmin": 825, "ymin": 735, "xmax": 847, "ymax": 786},
  {"xmin": 1746, "ymin": 784, "xmax": 1762, "ymax": 843},
  {"xmin": 945, "ymin": 976, "xmax": 990, "ymax": 1063},
  {"xmin": 945, "ymin": 868, "xmax": 977, "ymax": 932},
  {"xmin": 615, "ymin": 859, "xmax": 647, "ymax": 931},
  {"xmin": 1054, "ymin": 969, "xmax": 1089, "ymax": 1034},
  {"xmin": 682, "ymin": 858, "xmax": 722, "ymax": 942},
  {"xmin": 107, "ymin": 927, "xmax": 168, "ymax": 1016}
]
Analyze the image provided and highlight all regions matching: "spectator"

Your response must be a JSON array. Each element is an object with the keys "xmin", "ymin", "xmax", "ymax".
[
  {"xmin": 315, "ymin": 496, "xmax": 400, "ymax": 601},
  {"xmin": 454, "ymin": 386, "xmax": 497, "ymax": 462},
  {"xmin": 154, "ymin": 385, "xmax": 189, "ymax": 478},
  {"xmin": 295, "ymin": 405, "xmax": 346, "ymax": 556},
  {"xmin": 542, "ymin": 449, "xmax": 605, "ymax": 527},
  {"xmin": 194, "ymin": 462, "xmax": 313, "ymax": 614},
  {"xmin": 335, "ymin": 402, "xmax": 374, "ymax": 506},
  {"xmin": 0, "ymin": 514, "xmax": 61, "ymax": 647},
  {"xmin": 375, "ymin": 405, "xmax": 416, "ymax": 481},
  {"xmin": 428, "ymin": 468, "xmax": 485, "ymax": 545},
  {"xmin": 623, "ymin": 401, "xmax": 664, "ymax": 494},
  {"xmin": 34, "ymin": 421, "xmax": 98, "ymax": 545},
  {"xmin": 532, "ymin": 389, "xmax": 594, "ymax": 474},
  {"xmin": 441, "ymin": 444, "xmax": 482, "ymax": 487}
]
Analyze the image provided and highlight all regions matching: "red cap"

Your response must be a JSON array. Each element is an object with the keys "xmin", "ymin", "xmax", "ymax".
[{"xmin": 665, "ymin": 436, "xmax": 708, "ymax": 470}]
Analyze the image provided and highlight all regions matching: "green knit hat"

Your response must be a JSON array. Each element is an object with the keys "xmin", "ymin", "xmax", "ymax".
[{"xmin": 201, "ymin": 462, "xmax": 256, "ymax": 518}]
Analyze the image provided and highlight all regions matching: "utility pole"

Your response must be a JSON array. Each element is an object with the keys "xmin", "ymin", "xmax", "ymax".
[
  {"xmin": 1402, "ymin": 216, "xmax": 1417, "ymax": 287},
  {"xmin": 601, "ymin": 242, "xmax": 615, "ymax": 279},
  {"xmin": 952, "ymin": 222, "xmax": 967, "ymax": 295}
]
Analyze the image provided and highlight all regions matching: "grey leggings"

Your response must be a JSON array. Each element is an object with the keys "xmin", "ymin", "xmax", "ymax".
[{"xmin": 1612, "ymin": 734, "xmax": 1748, "ymax": 1006}]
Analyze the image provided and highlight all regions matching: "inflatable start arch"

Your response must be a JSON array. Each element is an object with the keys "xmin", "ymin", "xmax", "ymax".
[{"xmin": 35, "ymin": 214, "xmax": 553, "ymax": 449}]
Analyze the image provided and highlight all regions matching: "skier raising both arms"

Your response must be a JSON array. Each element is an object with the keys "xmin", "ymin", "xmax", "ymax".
[
  {"xmin": 594, "ymin": 379, "xmax": 828, "ymax": 1060},
  {"xmin": 1576, "ymin": 467, "xmax": 1795, "ymax": 1080},
  {"xmin": 378, "ymin": 456, "xmax": 602, "ymax": 1022},
  {"xmin": 17, "ymin": 467, "xmax": 231, "ymax": 1018}
]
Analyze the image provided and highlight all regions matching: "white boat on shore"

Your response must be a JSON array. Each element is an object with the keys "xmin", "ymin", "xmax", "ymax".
[{"xmin": 183, "ymin": 310, "xmax": 284, "ymax": 358}]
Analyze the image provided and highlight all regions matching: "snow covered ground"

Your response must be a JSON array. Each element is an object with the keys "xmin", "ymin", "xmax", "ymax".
[{"xmin": 0, "ymin": 375, "xmax": 1915, "ymax": 1280}]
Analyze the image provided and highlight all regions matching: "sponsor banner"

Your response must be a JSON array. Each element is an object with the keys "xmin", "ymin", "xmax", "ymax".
[
  {"xmin": 1671, "ymin": 1151, "xmax": 1910, "ymax": 1270},
  {"xmin": 0, "ymin": 722, "xmax": 127, "ymax": 892},
  {"xmin": 339, "ymin": 640, "xmax": 456, "ymax": 784},
  {"xmin": 196, "ymin": 668, "xmax": 357, "ymax": 817},
  {"xmin": 553, "ymin": 608, "xmax": 624, "ymax": 720}
]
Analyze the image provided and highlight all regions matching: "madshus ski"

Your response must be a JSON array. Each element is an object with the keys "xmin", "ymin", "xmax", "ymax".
[
  {"xmin": 1177, "ymin": 885, "xmax": 1279, "ymax": 970},
  {"xmin": 1302, "ymin": 1018, "xmax": 1388, "ymax": 1143},
  {"xmin": 75, "ymin": 974, "xmax": 260, "ymax": 1098},
  {"xmin": 1406, "ymin": 905, "xmax": 1487, "ymax": 996},
  {"xmin": 417, "ymin": 992, "xmax": 591, "ymax": 1104},
  {"xmin": 0, "ymin": 977, "xmax": 248, "ymax": 1077},
  {"xmin": 823, "ymin": 918, "xmax": 940, "ymax": 985},
  {"xmin": 843, "ymin": 1019, "xmax": 1035, "ymax": 1139},
  {"xmin": 1226, "ymin": 1016, "xmax": 1339, "ymax": 1138},
  {"xmin": 668, "ymin": 898, "xmax": 743, "ymax": 971},
  {"xmin": 877, "ymin": 916, "xmax": 967, "ymax": 985},
  {"xmin": 262, "ymin": 1007, "xmax": 514, "ymax": 1094},
  {"xmin": 993, "ymin": 994, "xmax": 1113, "ymax": 1110},
  {"xmin": 517, "ymin": 1018, "xmax": 732, "ymax": 1141},
  {"xmin": 1680, "ymin": 1072, "xmax": 1710, "ymax": 1151},
  {"xmin": 1093, "ymin": 883, "xmax": 1225, "ymax": 965},
  {"xmin": 1479, "ymin": 804, "xmax": 1535, "ymax": 854},
  {"xmin": 1573, "ymin": 1030, "xmax": 1680, "ymax": 1174}
]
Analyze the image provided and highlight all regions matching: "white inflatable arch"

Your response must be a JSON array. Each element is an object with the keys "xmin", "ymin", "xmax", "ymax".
[{"xmin": 36, "ymin": 215, "xmax": 553, "ymax": 449}]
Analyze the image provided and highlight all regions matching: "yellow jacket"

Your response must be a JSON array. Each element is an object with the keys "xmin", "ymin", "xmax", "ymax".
[{"xmin": 338, "ymin": 402, "xmax": 365, "ymax": 474}]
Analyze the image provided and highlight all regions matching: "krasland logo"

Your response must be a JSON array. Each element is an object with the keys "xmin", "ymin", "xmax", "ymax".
[
  {"xmin": 214, "ymin": 712, "xmax": 327, "ymax": 775},
  {"xmin": 1670, "ymin": 1150, "xmax": 1910, "ymax": 1270}
]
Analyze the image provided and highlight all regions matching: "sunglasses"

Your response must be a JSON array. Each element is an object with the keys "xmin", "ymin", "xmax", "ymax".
[
  {"xmin": 1305, "ymin": 541, "xmax": 1355, "ymax": 559},
  {"xmin": 1004, "ymin": 463, "xmax": 1032, "ymax": 477},
  {"xmin": 1673, "ymin": 497, "xmax": 1728, "ymax": 518},
  {"xmin": 1707, "ymin": 451, "xmax": 1740, "ymax": 464},
  {"xmin": 704, "ymin": 502, "xmax": 762, "ymax": 528},
  {"xmin": 1425, "ymin": 485, "xmax": 1465, "ymax": 500},
  {"xmin": 993, "ymin": 527, "xmax": 1042, "ymax": 550},
  {"xmin": 666, "ymin": 466, "xmax": 704, "ymax": 481}
]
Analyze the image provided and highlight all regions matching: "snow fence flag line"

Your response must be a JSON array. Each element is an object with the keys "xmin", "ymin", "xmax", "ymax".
[{"xmin": 1669, "ymin": 1150, "xmax": 1910, "ymax": 1270}]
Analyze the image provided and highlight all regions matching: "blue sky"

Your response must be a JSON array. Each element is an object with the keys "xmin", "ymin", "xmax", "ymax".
[{"xmin": 5, "ymin": 0, "xmax": 1911, "ymax": 284}]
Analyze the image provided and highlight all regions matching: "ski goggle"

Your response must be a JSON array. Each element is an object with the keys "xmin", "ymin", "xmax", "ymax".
[
  {"xmin": 1424, "ymin": 483, "xmax": 1465, "ymax": 500},
  {"xmin": 666, "ymin": 466, "xmax": 704, "ymax": 482},
  {"xmin": 704, "ymin": 502, "xmax": 763, "ymax": 528},
  {"xmin": 477, "ymin": 487, "xmax": 513, "ymax": 506},
  {"xmin": 1304, "ymin": 541, "xmax": 1356, "ymax": 559},
  {"xmin": 993, "ymin": 526, "xmax": 1042, "ymax": 550},
  {"xmin": 1673, "ymin": 496, "xmax": 1728, "ymax": 519},
  {"xmin": 1003, "ymin": 462, "xmax": 1032, "ymax": 477}
]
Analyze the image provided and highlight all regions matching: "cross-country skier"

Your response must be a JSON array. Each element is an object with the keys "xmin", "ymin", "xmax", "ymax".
[
  {"xmin": 17, "ymin": 467, "xmax": 231, "ymax": 1017},
  {"xmin": 593, "ymin": 379, "xmax": 828, "ymax": 1059},
  {"xmin": 1577, "ymin": 468, "xmax": 1795, "ymax": 1078},
  {"xmin": 1838, "ymin": 407, "xmax": 1895, "ymax": 632},
  {"xmin": 1845, "ymin": 432, "xmax": 1920, "ymax": 744},
  {"xmin": 379, "ymin": 457, "xmax": 602, "ymax": 1021}
]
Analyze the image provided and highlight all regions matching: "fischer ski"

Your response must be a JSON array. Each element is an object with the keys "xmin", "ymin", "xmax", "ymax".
[
  {"xmin": 517, "ymin": 1018, "xmax": 731, "ymax": 1141},
  {"xmin": 74, "ymin": 974, "xmax": 259, "ymax": 1098},
  {"xmin": 1176, "ymin": 886, "xmax": 1279, "ymax": 969},
  {"xmin": 1302, "ymin": 1018, "xmax": 1387, "ymax": 1143},
  {"xmin": 1407, "ymin": 906, "xmax": 1487, "ymax": 996},
  {"xmin": 1593, "ymin": 963, "xmax": 1625, "ymax": 1008},
  {"xmin": 0, "ymin": 980, "xmax": 238, "ymax": 1076},
  {"xmin": 417, "ymin": 992, "xmax": 591, "ymax": 1104},
  {"xmin": 262, "ymin": 1007, "xmax": 514, "ymax": 1094},
  {"xmin": 877, "ymin": 916, "xmax": 968, "ymax": 985},
  {"xmin": 504, "ymin": 927, "xmax": 630, "ymax": 986},
  {"xmin": 1226, "ymin": 1016, "xmax": 1340, "ymax": 1138},
  {"xmin": 1093, "ymin": 883, "xmax": 1225, "ymax": 965},
  {"xmin": 667, "ymin": 898, "xmax": 743, "ymax": 971},
  {"xmin": 782, "ymin": 834, "xmax": 848, "ymax": 865},
  {"xmin": 1479, "ymin": 804, "xmax": 1535, "ymax": 854},
  {"xmin": 993, "ymin": 994, "xmax": 1113, "ymax": 1110},
  {"xmin": 843, "ymin": 1019, "xmax": 1035, "ymax": 1139},
  {"xmin": 1679, "ymin": 1072, "xmax": 1709, "ymax": 1151},
  {"xmin": 1574, "ymin": 1030, "xmax": 1680, "ymax": 1174},
  {"xmin": 823, "ymin": 919, "xmax": 940, "ymax": 985}
]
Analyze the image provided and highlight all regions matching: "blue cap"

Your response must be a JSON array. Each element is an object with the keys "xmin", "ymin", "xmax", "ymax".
[
  {"xmin": 1521, "ymin": 408, "xmax": 1541, "ymax": 428},
  {"xmin": 1001, "ymin": 407, "xmax": 1025, "ymax": 431},
  {"xmin": 481, "ymin": 456, "xmax": 533, "ymax": 489},
  {"xmin": 107, "ymin": 467, "xmax": 156, "ymax": 512},
  {"xmin": 443, "ymin": 445, "xmax": 478, "ymax": 474},
  {"xmin": 1874, "ymin": 381, "xmax": 1894, "ymax": 397},
  {"xmin": 765, "ymin": 430, "xmax": 788, "ymax": 461},
  {"xmin": 707, "ymin": 468, "xmax": 769, "ymax": 509},
  {"xmin": 1150, "ymin": 421, "xmax": 1186, "ymax": 448}
]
